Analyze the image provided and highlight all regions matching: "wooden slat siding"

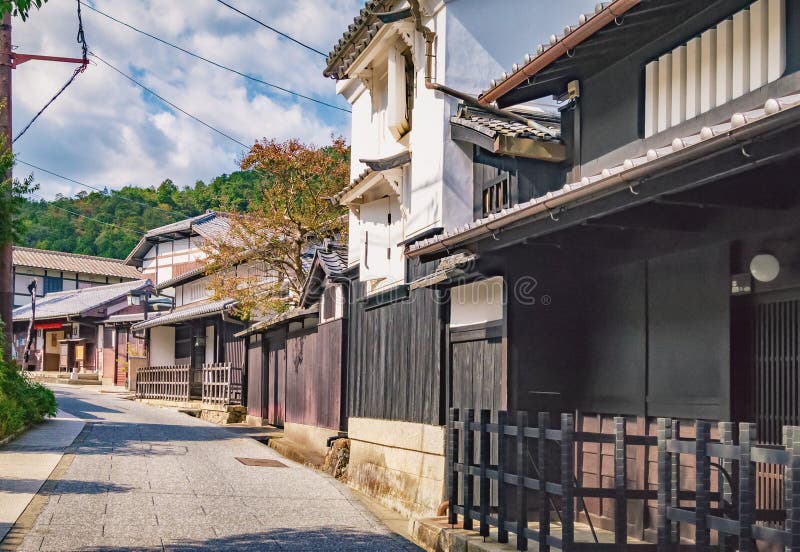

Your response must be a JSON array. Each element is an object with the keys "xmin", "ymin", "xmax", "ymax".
[
  {"xmin": 222, "ymin": 320, "xmax": 245, "ymax": 369},
  {"xmin": 346, "ymin": 261, "xmax": 443, "ymax": 425},
  {"xmin": 246, "ymin": 334, "xmax": 267, "ymax": 419},
  {"xmin": 268, "ymin": 333, "xmax": 287, "ymax": 427},
  {"xmin": 283, "ymin": 319, "xmax": 345, "ymax": 431}
]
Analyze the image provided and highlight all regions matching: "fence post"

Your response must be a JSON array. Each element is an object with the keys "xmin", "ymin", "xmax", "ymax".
[
  {"xmin": 739, "ymin": 422, "xmax": 756, "ymax": 552},
  {"xmin": 538, "ymin": 412, "xmax": 550, "ymax": 552},
  {"xmin": 497, "ymin": 410, "xmax": 509, "ymax": 543},
  {"xmin": 614, "ymin": 416, "xmax": 627, "ymax": 548},
  {"xmin": 517, "ymin": 410, "xmax": 528, "ymax": 551},
  {"xmin": 788, "ymin": 426, "xmax": 800, "ymax": 551},
  {"xmin": 561, "ymin": 413, "xmax": 575, "ymax": 550},
  {"xmin": 670, "ymin": 420, "xmax": 680, "ymax": 544},
  {"xmin": 695, "ymin": 420, "xmax": 711, "ymax": 551},
  {"xmin": 448, "ymin": 408, "xmax": 459, "ymax": 526},
  {"xmin": 479, "ymin": 409, "xmax": 490, "ymax": 538},
  {"xmin": 719, "ymin": 421, "xmax": 734, "ymax": 552},
  {"xmin": 463, "ymin": 409, "xmax": 475, "ymax": 531},
  {"xmin": 657, "ymin": 418, "xmax": 672, "ymax": 551}
]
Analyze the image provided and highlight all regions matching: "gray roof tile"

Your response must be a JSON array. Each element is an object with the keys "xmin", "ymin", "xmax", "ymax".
[{"xmin": 13, "ymin": 279, "xmax": 153, "ymax": 321}]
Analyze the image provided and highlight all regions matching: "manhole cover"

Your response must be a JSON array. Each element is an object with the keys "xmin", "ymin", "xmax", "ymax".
[{"xmin": 235, "ymin": 457, "xmax": 287, "ymax": 467}]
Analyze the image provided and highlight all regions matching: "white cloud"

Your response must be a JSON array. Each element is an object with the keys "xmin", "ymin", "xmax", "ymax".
[{"xmin": 11, "ymin": 0, "xmax": 361, "ymax": 199}]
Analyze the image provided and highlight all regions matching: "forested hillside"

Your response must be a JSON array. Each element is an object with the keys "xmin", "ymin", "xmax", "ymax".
[{"xmin": 15, "ymin": 171, "xmax": 262, "ymax": 259}]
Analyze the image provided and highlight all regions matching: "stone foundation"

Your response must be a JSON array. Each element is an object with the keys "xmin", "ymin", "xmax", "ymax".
[{"xmin": 345, "ymin": 417, "xmax": 446, "ymax": 520}]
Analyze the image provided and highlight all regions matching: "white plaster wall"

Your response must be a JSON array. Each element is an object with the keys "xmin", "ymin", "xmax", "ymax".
[
  {"xmin": 450, "ymin": 277, "xmax": 504, "ymax": 328},
  {"xmin": 149, "ymin": 326, "xmax": 175, "ymax": 366}
]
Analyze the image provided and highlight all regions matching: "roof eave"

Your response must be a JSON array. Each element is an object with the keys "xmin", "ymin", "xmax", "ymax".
[{"xmin": 478, "ymin": 0, "xmax": 641, "ymax": 106}]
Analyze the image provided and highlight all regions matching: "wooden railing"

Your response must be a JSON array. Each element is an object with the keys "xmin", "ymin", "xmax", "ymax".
[
  {"xmin": 201, "ymin": 363, "xmax": 243, "ymax": 406},
  {"xmin": 135, "ymin": 365, "xmax": 190, "ymax": 402},
  {"xmin": 447, "ymin": 408, "xmax": 800, "ymax": 551}
]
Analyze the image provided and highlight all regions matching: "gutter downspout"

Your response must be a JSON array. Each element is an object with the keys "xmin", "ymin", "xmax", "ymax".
[{"xmin": 407, "ymin": 0, "xmax": 558, "ymax": 139}]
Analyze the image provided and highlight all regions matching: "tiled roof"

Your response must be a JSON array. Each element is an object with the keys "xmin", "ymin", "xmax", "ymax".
[
  {"xmin": 12, "ymin": 247, "xmax": 142, "ymax": 279},
  {"xmin": 409, "ymin": 92, "xmax": 800, "ymax": 257},
  {"xmin": 234, "ymin": 304, "xmax": 320, "ymax": 338},
  {"xmin": 332, "ymin": 166, "xmax": 373, "ymax": 205},
  {"xmin": 409, "ymin": 252, "xmax": 477, "ymax": 290},
  {"xmin": 451, "ymin": 106, "xmax": 561, "ymax": 142},
  {"xmin": 12, "ymin": 279, "xmax": 153, "ymax": 322},
  {"xmin": 317, "ymin": 247, "xmax": 348, "ymax": 276},
  {"xmin": 479, "ymin": 0, "xmax": 640, "ymax": 105},
  {"xmin": 323, "ymin": 1, "xmax": 392, "ymax": 79},
  {"xmin": 131, "ymin": 298, "xmax": 237, "ymax": 331},
  {"xmin": 125, "ymin": 211, "xmax": 232, "ymax": 266}
]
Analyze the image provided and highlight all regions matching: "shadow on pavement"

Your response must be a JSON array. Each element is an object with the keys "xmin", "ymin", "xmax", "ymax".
[
  {"xmin": 0, "ymin": 478, "xmax": 131, "ymax": 495},
  {"xmin": 81, "ymin": 527, "xmax": 422, "ymax": 551}
]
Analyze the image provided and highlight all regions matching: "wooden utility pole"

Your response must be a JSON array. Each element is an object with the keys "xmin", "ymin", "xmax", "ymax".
[{"xmin": 0, "ymin": 12, "xmax": 12, "ymax": 360}]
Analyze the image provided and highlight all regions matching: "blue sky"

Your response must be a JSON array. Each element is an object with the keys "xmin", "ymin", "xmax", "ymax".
[{"xmin": 12, "ymin": 1, "xmax": 598, "ymax": 199}]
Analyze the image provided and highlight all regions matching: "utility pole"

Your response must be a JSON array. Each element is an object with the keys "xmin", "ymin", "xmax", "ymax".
[{"xmin": 0, "ymin": 12, "xmax": 13, "ymax": 360}]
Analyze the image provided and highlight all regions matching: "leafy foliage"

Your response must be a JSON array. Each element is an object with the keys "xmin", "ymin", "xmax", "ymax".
[
  {"xmin": 15, "ymin": 171, "xmax": 263, "ymax": 259},
  {"xmin": 0, "ymin": 328, "xmax": 57, "ymax": 439},
  {"xmin": 205, "ymin": 137, "xmax": 350, "ymax": 319},
  {"xmin": 0, "ymin": 0, "xmax": 48, "ymax": 21}
]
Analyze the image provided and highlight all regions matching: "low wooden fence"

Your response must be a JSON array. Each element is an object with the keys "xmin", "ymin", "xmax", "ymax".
[
  {"xmin": 135, "ymin": 365, "xmax": 190, "ymax": 402},
  {"xmin": 447, "ymin": 408, "xmax": 800, "ymax": 551},
  {"xmin": 201, "ymin": 363, "xmax": 243, "ymax": 406}
]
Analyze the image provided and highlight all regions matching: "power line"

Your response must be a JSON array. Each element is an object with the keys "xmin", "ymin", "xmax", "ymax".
[
  {"xmin": 90, "ymin": 52, "xmax": 251, "ymax": 149},
  {"xmin": 82, "ymin": 3, "xmax": 350, "ymax": 114},
  {"xmin": 16, "ymin": 159, "xmax": 191, "ymax": 220},
  {"xmin": 27, "ymin": 193, "xmax": 146, "ymax": 236},
  {"xmin": 214, "ymin": 0, "xmax": 327, "ymax": 58},
  {"xmin": 13, "ymin": 0, "xmax": 89, "ymax": 143}
]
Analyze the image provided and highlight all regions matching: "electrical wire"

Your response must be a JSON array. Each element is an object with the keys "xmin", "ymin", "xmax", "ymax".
[
  {"xmin": 90, "ymin": 52, "xmax": 251, "ymax": 149},
  {"xmin": 81, "ymin": 3, "xmax": 350, "ymax": 114},
  {"xmin": 214, "ymin": 0, "xmax": 328, "ymax": 58},
  {"xmin": 27, "ymin": 193, "xmax": 146, "ymax": 236},
  {"xmin": 16, "ymin": 159, "xmax": 192, "ymax": 220},
  {"xmin": 13, "ymin": 0, "xmax": 88, "ymax": 144}
]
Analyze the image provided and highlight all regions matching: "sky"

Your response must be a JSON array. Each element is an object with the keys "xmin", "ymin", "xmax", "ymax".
[{"xmin": 11, "ymin": 1, "xmax": 597, "ymax": 200}]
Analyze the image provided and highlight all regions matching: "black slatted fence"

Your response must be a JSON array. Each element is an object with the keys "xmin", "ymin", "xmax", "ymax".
[{"xmin": 447, "ymin": 408, "xmax": 800, "ymax": 551}]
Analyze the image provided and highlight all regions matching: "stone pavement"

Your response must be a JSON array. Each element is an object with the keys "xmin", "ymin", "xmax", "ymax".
[
  {"xmin": 0, "ymin": 411, "xmax": 84, "ymax": 542},
  {"xmin": 9, "ymin": 386, "xmax": 421, "ymax": 551}
]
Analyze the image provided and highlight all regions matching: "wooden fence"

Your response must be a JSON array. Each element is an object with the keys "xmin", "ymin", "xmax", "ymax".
[
  {"xmin": 447, "ymin": 408, "xmax": 800, "ymax": 551},
  {"xmin": 201, "ymin": 362, "xmax": 243, "ymax": 406},
  {"xmin": 135, "ymin": 365, "xmax": 190, "ymax": 402}
]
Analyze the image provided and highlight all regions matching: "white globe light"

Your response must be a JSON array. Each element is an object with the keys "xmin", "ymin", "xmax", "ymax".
[{"xmin": 750, "ymin": 254, "xmax": 780, "ymax": 283}]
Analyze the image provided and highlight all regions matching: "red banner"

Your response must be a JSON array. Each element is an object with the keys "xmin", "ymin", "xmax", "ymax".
[{"xmin": 34, "ymin": 321, "xmax": 63, "ymax": 330}]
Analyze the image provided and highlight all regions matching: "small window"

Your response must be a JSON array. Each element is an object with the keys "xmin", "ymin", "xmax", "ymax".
[
  {"xmin": 321, "ymin": 284, "xmax": 343, "ymax": 323},
  {"xmin": 43, "ymin": 276, "xmax": 63, "ymax": 294},
  {"xmin": 482, "ymin": 173, "xmax": 510, "ymax": 217}
]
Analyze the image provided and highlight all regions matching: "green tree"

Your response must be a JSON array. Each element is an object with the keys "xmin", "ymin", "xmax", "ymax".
[{"xmin": 0, "ymin": 0, "xmax": 49, "ymax": 20}]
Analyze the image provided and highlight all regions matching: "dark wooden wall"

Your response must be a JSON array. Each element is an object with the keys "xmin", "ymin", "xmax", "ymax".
[
  {"xmin": 221, "ymin": 320, "xmax": 245, "ymax": 369},
  {"xmin": 346, "ymin": 261, "xmax": 445, "ymax": 425},
  {"xmin": 246, "ymin": 334, "xmax": 267, "ymax": 419},
  {"xmin": 505, "ymin": 242, "xmax": 730, "ymax": 420},
  {"xmin": 284, "ymin": 319, "xmax": 346, "ymax": 431},
  {"xmin": 266, "ymin": 329, "xmax": 287, "ymax": 426},
  {"xmin": 450, "ymin": 328, "xmax": 502, "ymax": 413}
]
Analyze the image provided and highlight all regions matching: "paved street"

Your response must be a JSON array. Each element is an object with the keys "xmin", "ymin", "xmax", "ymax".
[{"xmin": 12, "ymin": 386, "xmax": 420, "ymax": 551}]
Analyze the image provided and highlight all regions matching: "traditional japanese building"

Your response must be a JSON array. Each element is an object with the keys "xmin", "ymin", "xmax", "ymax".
[
  {"xmin": 405, "ymin": 0, "xmax": 800, "ymax": 540},
  {"xmin": 325, "ymin": 0, "xmax": 573, "ymax": 518},
  {"xmin": 11, "ymin": 279, "xmax": 154, "ymax": 381},
  {"xmin": 12, "ymin": 246, "xmax": 142, "ymax": 308},
  {"xmin": 238, "ymin": 243, "xmax": 348, "ymax": 460}
]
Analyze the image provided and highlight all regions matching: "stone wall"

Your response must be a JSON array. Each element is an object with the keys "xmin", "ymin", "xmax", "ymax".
[{"xmin": 346, "ymin": 417, "xmax": 445, "ymax": 519}]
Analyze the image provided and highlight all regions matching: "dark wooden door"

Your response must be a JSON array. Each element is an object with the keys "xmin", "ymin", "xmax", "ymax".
[
  {"xmin": 450, "ymin": 324, "xmax": 503, "ymax": 507},
  {"xmin": 732, "ymin": 290, "xmax": 800, "ymax": 524},
  {"xmin": 268, "ymin": 334, "xmax": 287, "ymax": 427},
  {"xmin": 246, "ymin": 334, "xmax": 268, "ymax": 419},
  {"xmin": 115, "ymin": 330, "xmax": 128, "ymax": 386}
]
